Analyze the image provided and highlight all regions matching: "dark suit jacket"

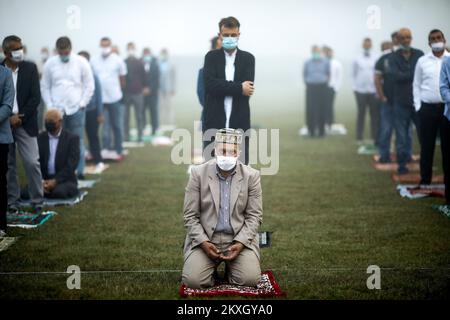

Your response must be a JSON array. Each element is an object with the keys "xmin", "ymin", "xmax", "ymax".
[
  {"xmin": 203, "ymin": 48, "xmax": 255, "ymax": 132},
  {"xmin": 1, "ymin": 60, "xmax": 41, "ymax": 137},
  {"xmin": 38, "ymin": 129, "xmax": 80, "ymax": 184},
  {"xmin": 143, "ymin": 58, "xmax": 160, "ymax": 96}
]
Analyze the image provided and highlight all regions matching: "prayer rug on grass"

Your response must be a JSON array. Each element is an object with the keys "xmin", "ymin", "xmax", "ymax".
[
  {"xmin": 180, "ymin": 271, "xmax": 285, "ymax": 298},
  {"xmin": 7, "ymin": 211, "xmax": 56, "ymax": 229},
  {"xmin": 397, "ymin": 184, "xmax": 445, "ymax": 199},
  {"xmin": 392, "ymin": 173, "xmax": 444, "ymax": 184}
]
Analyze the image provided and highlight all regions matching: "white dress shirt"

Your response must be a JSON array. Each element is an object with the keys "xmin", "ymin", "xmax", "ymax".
[
  {"xmin": 48, "ymin": 129, "xmax": 61, "ymax": 176},
  {"xmin": 328, "ymin": 58, "xmax": 343, "ymax": 92},
  {"xmin": 224, "ymin": 49, "xmax": 237, "ymax": 129},
  {"xmin": 352, "ymin": 53, "xmax": 377, "ymax": 94},
  {"xmin": 41, "ymin": 54, "xmax": 95, "ymax": 116},
  {"xmin": 10, "ymin": 67, "xmax": 19, "ymax": 114},
  {"xmin": 91, "ymin": 53, "xmax": 127, "ymax": 104},
  {"xmin": 413, "ymin": 50, "xmax": 450, "ymax": 111}
]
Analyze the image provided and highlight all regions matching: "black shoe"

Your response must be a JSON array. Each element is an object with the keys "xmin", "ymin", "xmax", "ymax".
[
  {"xmin": 7, "ymin": 205, "xmax": 19, "ymax": 215},
  {"xmin": 77, "ymin": 174, "xmax": 85, "ymax": 180},
  {"xmin": 397, "ymin": 166, "xmax": 409, "ymax": 175}
]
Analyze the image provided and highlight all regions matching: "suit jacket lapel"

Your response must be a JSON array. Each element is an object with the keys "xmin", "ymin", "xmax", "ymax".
[
  {"xmin": 208, "ymin": 161, "xmax": 220, "ymax": 216},
  {"xmin": 218, "ymin": 49, "xmax": 226, "ymax": 80},
  {"xmin": 233, "ymin": 48, "xmax": 241, "ymax": 81},
  {"xmin": 230, "ymin": 162, "xmax": 243, "ymax": 216}
]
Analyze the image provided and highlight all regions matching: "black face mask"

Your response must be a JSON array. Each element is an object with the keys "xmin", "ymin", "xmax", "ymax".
[{"xmin": 45, "ymin": 121, "xmax": 58, "ymax": 135}]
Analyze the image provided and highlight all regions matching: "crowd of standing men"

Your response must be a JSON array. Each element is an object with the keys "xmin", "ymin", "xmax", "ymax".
[
  {"xmin": 303, "ymin": 28, "xmax": 450, "ymax": 207},
  {"xmin": 0, "ymin": 34, "xmax": 177, "ymax": 237}
]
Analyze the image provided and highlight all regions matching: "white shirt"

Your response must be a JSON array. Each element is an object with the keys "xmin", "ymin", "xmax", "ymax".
[
  {"xmin": 328, "ymin": 59, "xmax": 343, "ymax": 92},
  {"xmin": 224, "ymin": 49, "xmax": 237, "ymax": 129},
  {"xmin": 10, "ymin": 67, "xmax": 19, "ymax": 114},
  {"xmin": 91, "ymin": 53, "xmax": 127, "ymax": 104},
  {"xmin": 413, "ymin": 50, "xmax": 450, "ymax": 111},
  {"xmin": 352, "ymin": 53, "xmax": 377, "ymax": 94},
  {"xmin": 48, "ymin": 129, "xmax": 61, "ymax": 176},
  {"xmin": 41, "ymin": 54, "xmax": 95, "ymax": 116}
]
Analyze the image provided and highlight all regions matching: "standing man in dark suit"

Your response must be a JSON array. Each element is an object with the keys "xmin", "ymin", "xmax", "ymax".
[
  {"xmin": 142, "ymin": 48, "xmax": 160, "ymax": 136},
  {"xmin": 203, "ymin": 16, "xmax": 255, "ymax": 165},
  {"xmin": 1, "ymin": 35, "xmax": 43, "ymax": 214},
  {"xmin": 36, "ymin": 110, "xmax": 80, "ymax": 199}
]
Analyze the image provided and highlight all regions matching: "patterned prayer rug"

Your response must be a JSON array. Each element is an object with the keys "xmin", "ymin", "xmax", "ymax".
[
  {"xmin": 373, "ymin": 154, "xmax": 420, "ymax": 163},
  {"xmin": 18, "ymin": 191, "xmax": 88, "ymax": 208},
  {"xmin": 7, "ymin": 211, "xmax": 57, "ymax": 229},
  {"xmin": 392, "ymin": 173, "xmax": 444, "ymax": 184},
  {"xmin": 432, "ymin": 205, "xmax": 450, "ymax": 219},
  {"xmin": 179, "ymin": 271, "xmax": 285, "ymax": 298},
  {"xmin": 397, "ymin": 184, "xmax": 445, "ymax": 199},
  {"xmin": 0, "ymin": 237, "xmax": 18, "ymax": 252}
]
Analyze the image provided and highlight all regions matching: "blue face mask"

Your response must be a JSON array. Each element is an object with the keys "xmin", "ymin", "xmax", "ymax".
[
  {"xmin": 222, "ymin": 36, "xmax": 238, "ymax": 50},
  {"xmin": 60, "ymin": 55, "xmax": 70, "ymax": 63}
]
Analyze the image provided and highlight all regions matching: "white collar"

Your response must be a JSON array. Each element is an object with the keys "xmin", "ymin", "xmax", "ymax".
[{"xmin": 426, "ymin": 50, "xmax": 450, "ymax": 59}]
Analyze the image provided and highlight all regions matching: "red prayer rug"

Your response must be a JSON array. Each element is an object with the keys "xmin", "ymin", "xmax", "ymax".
[
  {"xmin": 179, "ymin": 271, "xmax": 285, "ymax": 298},
  {"xmin": 392, "ymin": 173, "xmax": 444, "ymax": 184}
]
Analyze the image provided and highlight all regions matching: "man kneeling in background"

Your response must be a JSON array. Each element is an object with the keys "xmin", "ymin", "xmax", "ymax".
[
  {"xmin": 23, "ymin": 110, "xmax": 79, "ymax": 199},
  {"xmin": 182, "ymin": 128, "xmax": 262, "ymax": 289}
]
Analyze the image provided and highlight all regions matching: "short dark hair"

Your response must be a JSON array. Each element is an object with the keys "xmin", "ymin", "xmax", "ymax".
[
  {"xmin": 210, "ymin": 36, "xmax": 220, "ymax": 50},
  {"xmin": 2, "ymin": 35, "xmax": 22, "ymax": 53},
  {"xmin": 78, "ymin": 50, "xmax": 90, "ymax": 61},
  {"xmin": 428, "ymin": 29, "xmax": 445, "ymax": 41},
  {"xmin": 100, "ymin": 37, "xmax": 111, "ymax": 43},
  {"xmin": 56, "ymin": 36, "xmax": 71, "ymax": 50},
  {"xmin": 391, "ymin": 31, "xmax": 398, "ymax": 41},
  {"xmin": 219, "ymin": 16, "xmax": 240, "ymax": 31},
  {"xmin": 363, "ymin": 37, "xmax": 372, "ymax": 42}
]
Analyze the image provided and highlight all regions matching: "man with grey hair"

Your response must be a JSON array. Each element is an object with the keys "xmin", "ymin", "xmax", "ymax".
[{"xmin": 182, "ymin": 128, "xmax": 262, "ymax": 289}]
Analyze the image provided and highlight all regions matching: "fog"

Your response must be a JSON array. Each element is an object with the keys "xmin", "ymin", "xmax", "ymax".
[{"xmin": 1, "ymin": 0, "xmax": 449, "ymax": 117}]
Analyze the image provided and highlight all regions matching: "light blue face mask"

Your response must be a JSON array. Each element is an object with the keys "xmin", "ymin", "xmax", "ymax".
[
  {"xmin": 60, "ymin": 55, "xmax": 70, "ymax": 63},
  {"xmin": 222, "ymin": 36, "xmax": 238, "ymax": 50}
]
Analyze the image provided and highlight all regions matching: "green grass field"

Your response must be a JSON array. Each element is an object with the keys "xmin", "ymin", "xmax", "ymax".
[{"xmin": 1, "ymin": 96, "xmax": 450, "ymax": 300}]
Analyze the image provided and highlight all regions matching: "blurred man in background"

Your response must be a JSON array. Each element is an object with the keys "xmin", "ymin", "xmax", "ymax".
[
  {"xmin": 41, "ymin": 36, "xmax": 94, "ymax": 180},
  {"xmin": 0, "ymin": 64, "xmax": 14, "ymax": 237},
  {"xmin": 78, "ymin": 51, "xmax": 105, "ymax": 174},
  {"xmin": 352, "ymin": 38, "xmax": 379, "ymax": 145},
  {"xmin": 142, "ymin": 47, "xmax": 160, "ymax": 136},
  {"xmin": 2, "ymin": 35, "xmax": 43, "ymax": 214},
  {"xmin": 124, "ymin": 42, "xmax": 147, "ymax": 142},
  {"xmin": 303, "ymin": 45, "xmax": 330, "ymax": 138},
  {"xmin": 389, "ymin": 28, "xmax": 424, "ymax": 175},
  {"xmin": 203, "ymin": 16, "xmax": 255, "ymax": 165},
  {"xmin": 322, "ymin": 46, "xmax": 343, "ymax": 131},
  {"xmin": 198, "ymin": 36, "xmax": 222, "ymax": 132},
  {"xmin": 159, "ymin": 48, "xmax": 176, "ymax": 130},
  {"xmin": 375, "ymin": 40, "xmax": 395, "ymax": 163},
  {"xmin": 91, "ymin": 37, "xmax": 127, "ymax": 159},
  {"xmin": 413, "ymin": 29, "xmax": 449, "ymax": 185}
]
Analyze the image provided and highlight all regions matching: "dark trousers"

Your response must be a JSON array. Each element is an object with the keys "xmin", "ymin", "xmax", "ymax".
[
  {"xmin": 144, "ymin": 94, "xmax": 159, "ymax": 135},
  {"xmin": 355, "ymin": 92, "xmax": 380, "ymax": 143},
  {"xmin": 378, "ymin": 101, "xmax": 395, "ymax": 163},
  {"xmin": 418, "ymin": 103, "xmax": 445, "ymax": 184},
  {"xmin": 0, "ymin": 144, "xmax": 8, "ymax": 230},
  {"xmin": 306, "ymin": 84, "xmax": 328, "ymax": 137},
  {"xmin": 441, "ymin": 116, "xmax": 450, "ymax": 204},
  {"xmin": 202, "ymin": 135, "xmax": 250, "ymax": 165},
  {"xmin": 394, "ymin": 103, "xmax": 421, "ymax": 173},
  {"xmin": 85, "ymin": 109, "xmax": 103, "ymax": 164},
  {"xmin": 324, "ymin": 87, "xmax": 336, "ymax": 126}
]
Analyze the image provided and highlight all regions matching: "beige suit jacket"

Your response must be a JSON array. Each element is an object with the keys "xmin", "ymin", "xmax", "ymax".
[{"xmin": 183, "ymin": 159, "xmax": 263, "ymax": 261}]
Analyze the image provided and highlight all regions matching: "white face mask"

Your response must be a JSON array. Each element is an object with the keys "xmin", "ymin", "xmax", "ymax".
[
  {"xmin": 101, "ymin": 47, "xmax": 112, "ymax": 57},
  {"xmin": 11, "ymin": 49, "xmax": 24, "ymax": 62},
  {"xmin": 216, "ymin": 155, "xmax": 238, "ymax": 171},
  {"xmin": 431, "ymin": 42, "xmax": 445, "ymax": 52},
  {"xmin": 127, "ymin": 49, "xmax": 135, "ymax": 57}
]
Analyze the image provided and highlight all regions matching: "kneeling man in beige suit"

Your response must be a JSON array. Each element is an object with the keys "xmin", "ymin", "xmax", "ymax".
[{"xmin": 182, "ymin": 128, "xmax": 262, "ymax": 289}]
